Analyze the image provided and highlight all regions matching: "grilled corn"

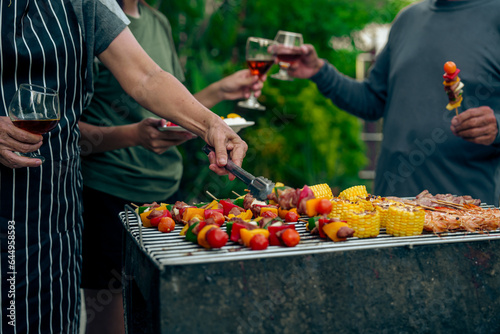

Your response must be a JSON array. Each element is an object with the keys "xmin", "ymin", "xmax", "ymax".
[
  {"xmin": 385, "ymin": 205, "xmax": 425, "ymax": 237},
  {"xmin": 338, "ymin": 185, "xmax": 368, "ymax": 201},
  {"xmin": 342, "ymin": 209, "xmax": 380, "ymax": 238},
  {"xmin": 328, "ymin": 198, "xmax": 363, "ymax": 219},
  {"xmin": 310, "ymin": 183, "xmax": 333, "ymax": 200}
]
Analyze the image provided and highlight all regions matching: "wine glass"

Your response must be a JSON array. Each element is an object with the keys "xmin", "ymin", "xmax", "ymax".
[
  {"xmin": 8, "ymin": 83, "xmax": 60, "ymax": 163},
  {"xmin": 237, "ymin": 37, "xmax": 276, "ymax": 111},
  {"xmin": 271, "ymin": 31, "xmax": 303, "ymax": 81}
]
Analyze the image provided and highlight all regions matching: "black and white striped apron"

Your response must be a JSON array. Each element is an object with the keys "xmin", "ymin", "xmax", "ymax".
[{"xmin": 0, "ymin": 0, "xmax": 86, "ymax": 332}]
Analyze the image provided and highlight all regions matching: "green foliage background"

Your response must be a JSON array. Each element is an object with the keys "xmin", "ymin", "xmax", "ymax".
[{"xmin": 147, "ymin": 0, "xmax": 416, "ymax": 202}]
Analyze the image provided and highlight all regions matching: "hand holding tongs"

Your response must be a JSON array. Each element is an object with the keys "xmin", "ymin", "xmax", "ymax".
[{"xmin": 202, "ymin": 144, "xmax": 275, "ymax": 201}]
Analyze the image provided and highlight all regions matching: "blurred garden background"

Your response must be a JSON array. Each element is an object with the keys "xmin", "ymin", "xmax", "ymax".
[{"xmin": 146, "ymin": 0, "xmax": 418, "ymax": 202}]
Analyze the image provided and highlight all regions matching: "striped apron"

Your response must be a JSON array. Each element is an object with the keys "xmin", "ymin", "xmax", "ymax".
[{"xmin": 0, "ymin": 0, "xmax": 86, "ymax": 333}]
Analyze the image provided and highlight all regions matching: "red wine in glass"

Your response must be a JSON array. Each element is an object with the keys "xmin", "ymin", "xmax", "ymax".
[
  {"xmin": 8, "ymin": 83, "xmax": 60, "ymax": 163},
  {"xmin": 276, "ymin": 53, "xmax": 302, "ymax": 64},
  {"xmin": 247, "ymin": 59, "xmax": 275, "ymax": 77},
  {"xmin": 272, "ymin": 31, "xmax": 304, "ymax": 81},
  {"xmin": 238, "ymin": 37, "xmax": 276, "ymax": 111},
  {"xmin": 13, "ymin": 119, "xmax": 59, "ymax": 134}
]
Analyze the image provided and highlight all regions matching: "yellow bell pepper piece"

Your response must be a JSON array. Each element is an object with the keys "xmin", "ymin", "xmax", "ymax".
[
  {"xmin": 183, "ymin": 207, "xmax": 206, "ymax": 222},
  {"xmin": 260, "ymin": 207, "xmax": 278, "ymax": 217},
  {"xmin": 305, "ymin": 198, "xmax": 321, "ymax": 217},
  {"xmin": 197, "ymin": 225, "xmax": 217, "ymax": 249},
  {"xmin": 240, "ymin": 228, "xmax": 270, "ymax": 247},
  {"xmin": 228, "ymin": 209, "xmax": 253, "ymax": 221},
  {"xmin": 179, "ymin": 224, "xmax": 189, "ymax": 236},
  {"xmin": 323, "ymin": 221, "xmax": 351, "ymax": 242},
  {"xmin": 139, "ymin": 211, "xmax": 153, "ymax": 228},
  {"xmin": 204, "ymin": 200, "xmax": 219, "ymax": 210}
]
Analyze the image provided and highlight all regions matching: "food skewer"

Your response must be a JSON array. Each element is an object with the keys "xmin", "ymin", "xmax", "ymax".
[
  {"xmin": 130, "ymin": 203, "xmax": 139, "ymax": 208},
  {"xmin": 232, "ymin": 191, "xmax": 242, "ymax": 197},
  {"xmin": 443, "ymin": 61, "xmax": 464, "ymax": 116}
]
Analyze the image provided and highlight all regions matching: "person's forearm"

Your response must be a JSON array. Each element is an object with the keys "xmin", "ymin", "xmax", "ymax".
[
  {"xmin": 127, "ymin": 69, "xmax": 221, "ymax": 141},
  {"xmin": 79, "ymin": 121, "xmax": 138, "ymax": 155},
  {"xmin": 194, "ymin": 81, "xmax": 223, "ymax": 109}
]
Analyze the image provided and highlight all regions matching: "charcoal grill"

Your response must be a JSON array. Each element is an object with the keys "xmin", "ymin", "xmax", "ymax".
[{"xmin": 120, "ymin": 204, "xmax": 500, "ymax": 334}]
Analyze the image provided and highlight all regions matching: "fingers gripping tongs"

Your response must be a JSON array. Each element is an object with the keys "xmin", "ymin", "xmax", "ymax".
[{"xmin": 202, "ymin": 144, "xmax": 275, "ymax": 201}]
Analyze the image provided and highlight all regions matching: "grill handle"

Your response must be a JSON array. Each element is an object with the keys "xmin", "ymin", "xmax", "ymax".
[
  {"xmin": 202, "ymin": 144, "xmax": 255, "ymax": 185},
  {"xmin": 124, "ymin": 204, "xmax": 144, "ymax": 249}
]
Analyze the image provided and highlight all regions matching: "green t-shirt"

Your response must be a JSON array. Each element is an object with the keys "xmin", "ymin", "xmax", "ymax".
[{"xmin": 81, "ymin": 3, "xmax": 186, "ymax": 203}]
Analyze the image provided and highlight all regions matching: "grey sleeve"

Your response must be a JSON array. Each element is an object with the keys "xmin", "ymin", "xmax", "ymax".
[
  {"xmin": 310, "ymin": 47, "xmax": 390, "ymax": 121},
  {"xmin": 92, "ymin": 0, "xmax": 130, "ymax": 55},
  {"xmin": 72, "ymin": 0, "xmax": 130, "ymax": 56}
]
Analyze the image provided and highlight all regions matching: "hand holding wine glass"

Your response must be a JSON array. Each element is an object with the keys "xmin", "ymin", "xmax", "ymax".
[
  {"xmin": 271, "ymin": 31, "xmax": 304, "ymax": 81},
  {"xmin": 237, "ymin": 37, "xmax": 276, "ymax": 111},
  {"xmin": 8, "ymin": 84, "xmax": 60, "ymax": 163}
]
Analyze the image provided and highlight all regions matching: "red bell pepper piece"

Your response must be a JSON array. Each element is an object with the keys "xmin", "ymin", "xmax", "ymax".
[
  {"xmin": 220, "ymin": 199, "xmax": 242, "ymax": 216},
  {"xmin": 268, "ymin": 224, "xmax": 296, "ymax": 246},
  {"xmin": 149, "ymin": 210, "xmax": 172, "ymax": 227},
  {"xmin": 230, "ymin": 222, "xmax": 247, "ymax": 243},
  {"xmin": 318, "ymin": 218, "xmax": 330, "ymax": 239},
  {"xmin": 198, "ymin": 220, "xmax": 207, "ymax": 232},
  {"xmin": 443, "ymin": 68, "xmax": 460, "ymax": 80}
]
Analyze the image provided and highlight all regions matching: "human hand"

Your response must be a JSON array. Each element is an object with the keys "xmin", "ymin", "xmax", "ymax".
[
  {"xmin": 450, "ymin": 106, "xmax": 498, "ymax": 145},
  {"xmin": 136, "ymin": 118, "xmax": 196, "ymax": 154},
  {"xmin": 217, "ymin": 69, "xmax": 264, "ymax": 101},
  {"xmin": 203, "ymin": 117, "xmax": 248, "ymax": 181},
  {"xmin": 0, "ymin": 116, "xmax": 43, "ymax": 168},
  {"xmin": 287, "ymin": 44, "xmax": 325, "ymax": 79}
]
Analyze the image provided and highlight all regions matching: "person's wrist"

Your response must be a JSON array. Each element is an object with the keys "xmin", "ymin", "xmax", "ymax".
[{"xmin": 312, "ymin": 58, "xmax": 325, "ymax": 76}]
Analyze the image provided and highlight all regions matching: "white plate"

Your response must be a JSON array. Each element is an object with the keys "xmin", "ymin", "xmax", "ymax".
[{"xmin": 158, "ymin": 121, "xmax": 255, "ymax": 134}]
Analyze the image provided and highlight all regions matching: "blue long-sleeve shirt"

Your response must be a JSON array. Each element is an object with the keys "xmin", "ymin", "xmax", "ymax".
[{"xmin": 311, "ymin": 0, "xmax": 500, "ymax": 205}]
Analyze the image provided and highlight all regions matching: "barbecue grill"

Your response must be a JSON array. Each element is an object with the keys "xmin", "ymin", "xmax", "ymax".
[{"xmin": 120, "ymin": 204, "xmax": 500, "ymax": 334}]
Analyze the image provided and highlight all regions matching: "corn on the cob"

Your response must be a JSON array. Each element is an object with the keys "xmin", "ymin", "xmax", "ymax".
[
  {"xmin": 310, "ymin": 183, "xmax": 333, "ymax": 200},
  {"xmin": 374, "ymin": 203, "xmax": 390, "ymax": 228},
  {"xmin": 353, "ymin": 198, "xmax": 374, "ymax": 211},
  {"xmin": 328, "ymin": 198, "xmax": 363, "ymax": 219},
  {"xmin": 342, "ymin": 209, "xmax": 380, "ymax": 238},
  {"xmin": 385, "ymin": 205, "xmax": 425, "ymax": 237},
  {"xmin": 338, "ymin": 185, "xmax": 368, "ymax": 201}
]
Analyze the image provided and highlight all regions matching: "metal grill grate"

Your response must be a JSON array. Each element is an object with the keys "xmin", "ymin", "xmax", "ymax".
[{"xmin": 121, "ymin": 204, "xmax": 500, "ymax": 268}]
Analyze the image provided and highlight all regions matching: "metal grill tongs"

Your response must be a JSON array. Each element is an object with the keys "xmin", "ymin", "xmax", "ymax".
[{"xmin": 202, "ymin": 144, "xmax": 275, "ymax": 201}]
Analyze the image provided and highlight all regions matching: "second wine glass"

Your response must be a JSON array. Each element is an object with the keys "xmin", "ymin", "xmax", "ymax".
[
  {"xmin": 271, "ymin": 31, "xmax": 304, "ymax": 81},
  {"xmin": 237, "ymin": 37, "xmax": 276, "ymax": 111},
  {"xmin": 8, "ymin": 83, "xmax": 60, "ymax": 163}
]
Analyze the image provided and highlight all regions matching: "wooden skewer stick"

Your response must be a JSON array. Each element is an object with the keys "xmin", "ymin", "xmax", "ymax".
[
  {"xmin": 130, "ymin": 203, "xmax": 139, "ymax": 208},
  {"xmin": 432, "ymin": 199, "xmax": 465, "ymax": 210},
  {"xmin": 455, "ymin": 107, "xmax": 458, "ymax": 117},
  {"xmin": 232, "ymin": 191, "xmax": 242, "ymax": 197},
  {"xmin": 206, "ymin": 191, "xmax": 218, "ymax": 201},
  {"xmin": 402, "ymin": 201, "xmax": 450, "ymax": 213}
]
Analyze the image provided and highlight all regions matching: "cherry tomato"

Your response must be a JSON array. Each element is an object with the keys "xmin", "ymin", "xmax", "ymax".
[
  {"xmin": 284, "ymin": 211, "xmax": 300, "ymax": 223},
  {"xmin": 206, "ymin": 228, "xmax": 228, "ymax": 249},
  {"xmin": 316, "ymin": 199, "xmax": 333, "ymax": 215},
  {"xmin": 205, "ymin": 211, "xmax": 225, "ymax": 226},
  {"xmin": 158, "ymin": 217, "xmax": 176, "ymax": 233},
  {"xmin": 261, "ymin": 210, "xmax": 278, "ymax": 218},
  {"xmin": 444, "ymin": 61, "xmax": 456, "ymax": 74},
  {"xmin": 250, "ymin": 234, "xmax": 269, "ymax": 250},
  {"xmin": 281, "ymin": 228, "xmax": 300, "ymax": 247}
]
